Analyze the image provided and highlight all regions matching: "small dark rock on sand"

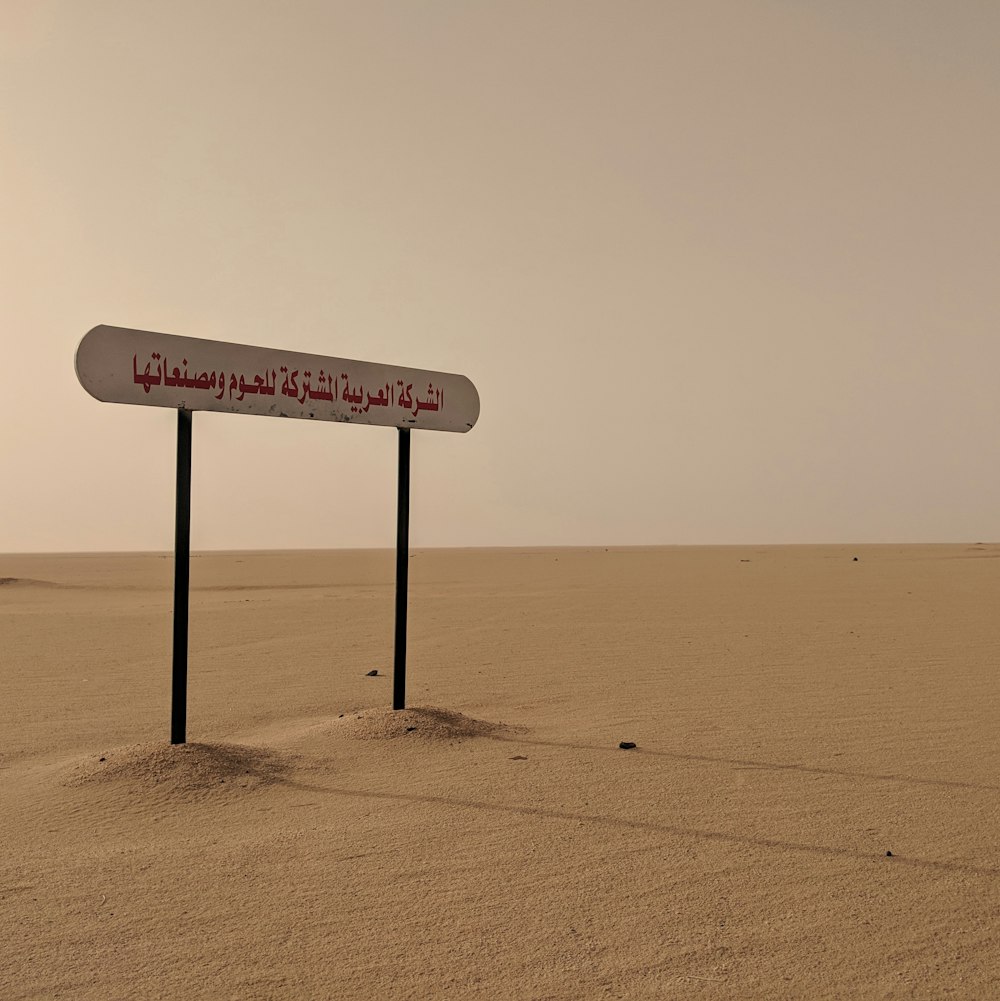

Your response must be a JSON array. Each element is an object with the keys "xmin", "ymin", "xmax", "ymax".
[
  {"xmin": 886, "ymin": 850, "xmax": 893, "ymax": 857},
  {"xmin": 619, "ymin": 741, "xmax": 637, "ymax": 750},
  {"xmin": 366, "ymin": 669, "xmax": 379, "ymax": 676}
]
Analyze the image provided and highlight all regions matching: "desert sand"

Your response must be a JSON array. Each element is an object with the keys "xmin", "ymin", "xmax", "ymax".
[{"xmin": 2, "ymin": 545, "xmax": 999, "ymax": 999}]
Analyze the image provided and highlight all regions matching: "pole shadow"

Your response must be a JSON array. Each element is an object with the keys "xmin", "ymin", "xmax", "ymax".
[
  {"xmin": 282, "ymin": 778, "xmax": 1000, "ymax": 878},
  {"xmin": 487, "ymin": 734, "xmax": 1000, "ymax": 793}
]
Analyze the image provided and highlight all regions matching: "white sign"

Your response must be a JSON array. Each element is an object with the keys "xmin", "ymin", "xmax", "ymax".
[{"xmin": 75, "ymin": 325, "xmax": 480, "ymax": 433}]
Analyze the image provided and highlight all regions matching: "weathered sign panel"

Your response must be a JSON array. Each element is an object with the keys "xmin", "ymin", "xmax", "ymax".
[{"xmin": 75, "ymin": 324, "xmax": 480, "ymax": 433}]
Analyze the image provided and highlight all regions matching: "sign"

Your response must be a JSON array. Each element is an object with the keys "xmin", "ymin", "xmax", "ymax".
[
  {"xmin": 75, "ymin": 324, "xmax": 480, "ymax": 433},
  {"xmin": 75, "ymin": 321, "xmax": 482, "ymax": 743}
]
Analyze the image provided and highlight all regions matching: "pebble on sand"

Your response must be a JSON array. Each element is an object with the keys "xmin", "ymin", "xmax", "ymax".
[
  {"xmin": 365, "ymin": 669, "xmax": 379, "ymax": 676},
  {"xmin": 619, "ymin": 741, "xmax": 637, "ymax": 750}
]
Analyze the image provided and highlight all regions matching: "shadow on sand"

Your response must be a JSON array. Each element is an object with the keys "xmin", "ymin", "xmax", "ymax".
[
  {"xmin": 487, "ymin": 733, "xmax": 1000, "ymax": 793},
  {"xmin": 282, "ymin": 775, "xmax": 999, "ymax": 878}
]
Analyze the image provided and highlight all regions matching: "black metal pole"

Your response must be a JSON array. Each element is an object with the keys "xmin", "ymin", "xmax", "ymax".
[
  {"xmin": 393, "ymin": 428, "xmax": 411, "ymax": 710},
  {"xmin": 171, "ymin": 409, "xmax": 193, "ymax": 744}
]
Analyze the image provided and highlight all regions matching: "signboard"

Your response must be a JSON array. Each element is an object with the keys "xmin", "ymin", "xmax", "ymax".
[
  {"xmin": 75, "ymin": 321, "xmax": 481, "ymax": 745},
  {"xmin": 76, "ymin": 324, "xmax": 480, "ymax": 433}
]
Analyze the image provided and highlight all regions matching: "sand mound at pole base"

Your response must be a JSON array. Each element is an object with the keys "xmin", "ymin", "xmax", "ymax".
[
  {"xmin": 64, "ymin": 741, "xmax": 293, "ymax": 796},
  {"xmin": 336, "ymin": 705, "xmax": 520, "ymax": 743}
]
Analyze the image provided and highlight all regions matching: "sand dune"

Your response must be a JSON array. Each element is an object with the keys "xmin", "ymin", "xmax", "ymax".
[{"xmin": 3, "ymin": 546, "xmax": 1000, "ymax": 998}]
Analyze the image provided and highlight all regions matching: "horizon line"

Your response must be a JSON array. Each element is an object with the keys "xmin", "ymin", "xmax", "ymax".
[{"xmin": 2, "ymin": 540, "xmax": 994, "ymax": 558}]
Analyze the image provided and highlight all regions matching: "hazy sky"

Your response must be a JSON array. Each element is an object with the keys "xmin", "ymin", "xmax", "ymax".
[{"xmin": 3, "ymin": 1, "xmax": 1000, "ymax": 551}]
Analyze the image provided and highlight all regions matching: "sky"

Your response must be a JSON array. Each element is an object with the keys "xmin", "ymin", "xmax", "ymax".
[{"xmin": 3, "ymin": 0, "xmax": 1000, "ymax": 551}]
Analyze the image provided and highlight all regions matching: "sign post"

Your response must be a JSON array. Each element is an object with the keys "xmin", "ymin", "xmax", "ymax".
[
  {"xmin": 171, "ymin": 409, "xmax": 193, "ymax": 744},
  {"xmin": 393, "ymin": 429, "xmax": 411, "ymax": 711},
  {"xmin": 75, "ymin": 324, "xmax": 479, "ymax": 744}
]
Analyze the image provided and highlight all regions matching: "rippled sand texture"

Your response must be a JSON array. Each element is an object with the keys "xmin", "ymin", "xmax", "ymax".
[{"xmin": 3, "ymin": 545, "xmax": 999, "ymax": 999}]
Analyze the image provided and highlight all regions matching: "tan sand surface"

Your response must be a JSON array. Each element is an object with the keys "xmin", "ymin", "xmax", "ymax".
[{"xmin": 3, "ymin": 545, "xmax": 999, "ymax": 999}]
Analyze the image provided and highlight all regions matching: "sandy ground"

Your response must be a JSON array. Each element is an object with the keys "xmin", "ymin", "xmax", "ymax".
[{"xmin": 2, "ymin": 545, "xmax": 999, "ymax": 999}]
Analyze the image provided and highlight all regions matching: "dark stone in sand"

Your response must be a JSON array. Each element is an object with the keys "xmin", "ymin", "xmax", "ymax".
[
  {"xmin": 853, "ymin": 557, "xmax": 859, "ymax": 562},
  {"xmin": 405, "ymin": 726, "xmax": 417, "ymax": 732},
  {"xmin": 886, "ymin": 850, "xmax": 893, "ymax": 857},
  {"xmin": 366, "ymin": 669, "xmax": 379, "ymax": 676},
  {"xmin": 619, "ymin": 741, "xmax": 637, "ymax": 750}
]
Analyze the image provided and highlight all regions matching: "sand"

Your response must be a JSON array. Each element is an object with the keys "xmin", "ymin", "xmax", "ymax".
[{"xmin": 2, "ymin": 545, "xmax": 999, "ymax": 999}]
